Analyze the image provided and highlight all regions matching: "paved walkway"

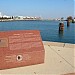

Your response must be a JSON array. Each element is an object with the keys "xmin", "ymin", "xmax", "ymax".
[{"xmin": 0, "ymin": 41, "xmax": 75, "ymax": 75}]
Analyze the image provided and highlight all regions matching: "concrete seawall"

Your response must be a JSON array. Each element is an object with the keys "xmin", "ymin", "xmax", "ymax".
[
  {"xmin": 43, "ymin": 41, "xmax": 75, "ymax": 48},
  {"xmin": 0, "ymin": 41, "xmax": 75, "ymax": 75}
]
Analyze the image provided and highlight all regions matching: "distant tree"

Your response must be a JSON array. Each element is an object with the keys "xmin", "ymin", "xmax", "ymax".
[
  {"xmin": 12, "ymin": 16, "xmax": 13, "ymax": 19},
  {"xmin": 67, "ymin": 16, "xmax": 73, "ymax": 20},
  {"xmin": 72, "ymin": 17, "xmax": 75, "ymax": 23},
  {"xmin": 2, "ymin": 17, "xmax": 4, "ymax": 19}
]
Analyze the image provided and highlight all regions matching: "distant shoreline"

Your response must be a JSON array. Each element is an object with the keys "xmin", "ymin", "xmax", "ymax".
[
  {"xmin": 0, "ymin": 19, "xmax": 75, "ymax": 24},
  {"xmin": 0, "ymin": 19, "xmax": 43, "ymax": 22},
  {"xmin": 0, "ymin": 19, "xmax": 65, "ymax": 22}
]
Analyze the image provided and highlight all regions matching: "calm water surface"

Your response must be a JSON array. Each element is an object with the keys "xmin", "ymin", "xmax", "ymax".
[{"xmin": 0, "ymin": 20, "xmax": 75, "ymax": 44}]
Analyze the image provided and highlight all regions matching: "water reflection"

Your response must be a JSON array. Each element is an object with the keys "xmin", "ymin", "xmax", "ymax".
[
  {"xmin": 67, "ymin": 23, "xmax": 70, "ymax": 31},
  {"xmin": 67, "ymin": 24, "xmax": 70, "ymax": 28},
  {"xmin": 58, "ymin": 30, "xmax": 64, "ymax": 38},
  {"xmin": 67, "ymin": 22, "xmax": 70, "ymax": 27}
]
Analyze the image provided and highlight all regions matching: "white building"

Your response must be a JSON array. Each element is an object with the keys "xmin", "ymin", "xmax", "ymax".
[
  {"xmin": 0, "ymin": 12, "xmax": 11, "ymax": 18},
  {"xmin": 74, "ymin": 18, "xmax": 75, "ymax": 21},
  {"xmin": 18, "ymin": 16, "xmax": 24, "ymax": 19},
  {"xmin": 0, "ymin": 12, "xmax": 2, "ymax": 17},
  {"xmin": 3, "ymin": 15, "xmax": 11, "ymax": 18}
]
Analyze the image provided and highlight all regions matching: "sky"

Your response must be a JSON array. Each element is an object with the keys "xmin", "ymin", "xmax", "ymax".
[{"xmin": 0, "ymin": 0, "xmax": 74, "ymax": 19}]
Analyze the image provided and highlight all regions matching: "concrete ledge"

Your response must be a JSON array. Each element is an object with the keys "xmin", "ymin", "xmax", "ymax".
[
  {"xmin": 0, "ymin": 41, "xmax": 74, "ymax": 75},
  {"xmin": 43, "ymin": 41, "xmax": 75, "ymax": 48}
]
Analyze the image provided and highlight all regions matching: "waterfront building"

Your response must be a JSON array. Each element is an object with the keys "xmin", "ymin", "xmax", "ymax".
[
  {"xmin": 0, "ymin": 12, "xmax": 11, "ymax": 19},
  {"xmin": 0, "ymin": 12, "xmax": 42, "ymax": 20},
  {"xmin": 0, "ymin": 12, "xmax": 2, "ymax": 17},
  {"xmin": 74, "ymin": 18, "xmax": 75, "ymax": 21},
  {"xmin": 17, "ymin": 16, "xmax": 24, "ymax": 19},
  {"xmin": 3, "ymin": 15, "xmax": 11, "ymax": 18}
]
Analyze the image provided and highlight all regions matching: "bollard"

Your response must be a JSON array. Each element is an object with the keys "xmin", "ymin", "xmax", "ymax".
[{"xmin": 59, "ymin": 22, "xmax": 64, "ymax": 31}]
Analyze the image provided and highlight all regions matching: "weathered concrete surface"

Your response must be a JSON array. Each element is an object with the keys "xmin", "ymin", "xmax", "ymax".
[{"xmin": 0, "ymin": 41, "xmax": 75, "ymax": 75}]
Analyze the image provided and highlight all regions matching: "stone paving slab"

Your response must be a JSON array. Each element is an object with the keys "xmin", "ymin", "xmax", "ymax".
[{"xmin": 49, "ymin": 46, "xmax": 74, "ymax": 68}]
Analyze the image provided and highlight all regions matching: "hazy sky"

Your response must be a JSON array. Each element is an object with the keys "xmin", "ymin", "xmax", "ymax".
[{"xmin": 0, "ymin": 0, "xmax": 74, "ymax": 19}]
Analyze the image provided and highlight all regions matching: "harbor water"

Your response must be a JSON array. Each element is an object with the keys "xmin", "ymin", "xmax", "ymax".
[{"xmin": 0, "ymin": 20, "xmax": 75, "ymax": 44}]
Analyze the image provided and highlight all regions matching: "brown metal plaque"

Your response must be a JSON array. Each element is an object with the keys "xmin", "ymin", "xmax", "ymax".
[{"xmin": 0, "ymin": 38, "xmax": 8, "ymax": 47}]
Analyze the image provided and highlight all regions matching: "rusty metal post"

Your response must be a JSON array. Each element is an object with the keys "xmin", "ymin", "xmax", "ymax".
[{"xmin": 59, "ymin": 22, "xmax": 64, "ymax": 31}]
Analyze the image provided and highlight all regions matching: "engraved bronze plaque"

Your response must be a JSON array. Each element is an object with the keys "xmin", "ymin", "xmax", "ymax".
[{"xmin": 0, "ymin": 38, "xmax": 8, "ymax": 47}]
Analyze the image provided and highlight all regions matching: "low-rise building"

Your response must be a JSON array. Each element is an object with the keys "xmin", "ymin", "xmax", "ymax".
[{"xmin": 0, "ymin": 12, "xmax": 3, "ymax": 18}]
